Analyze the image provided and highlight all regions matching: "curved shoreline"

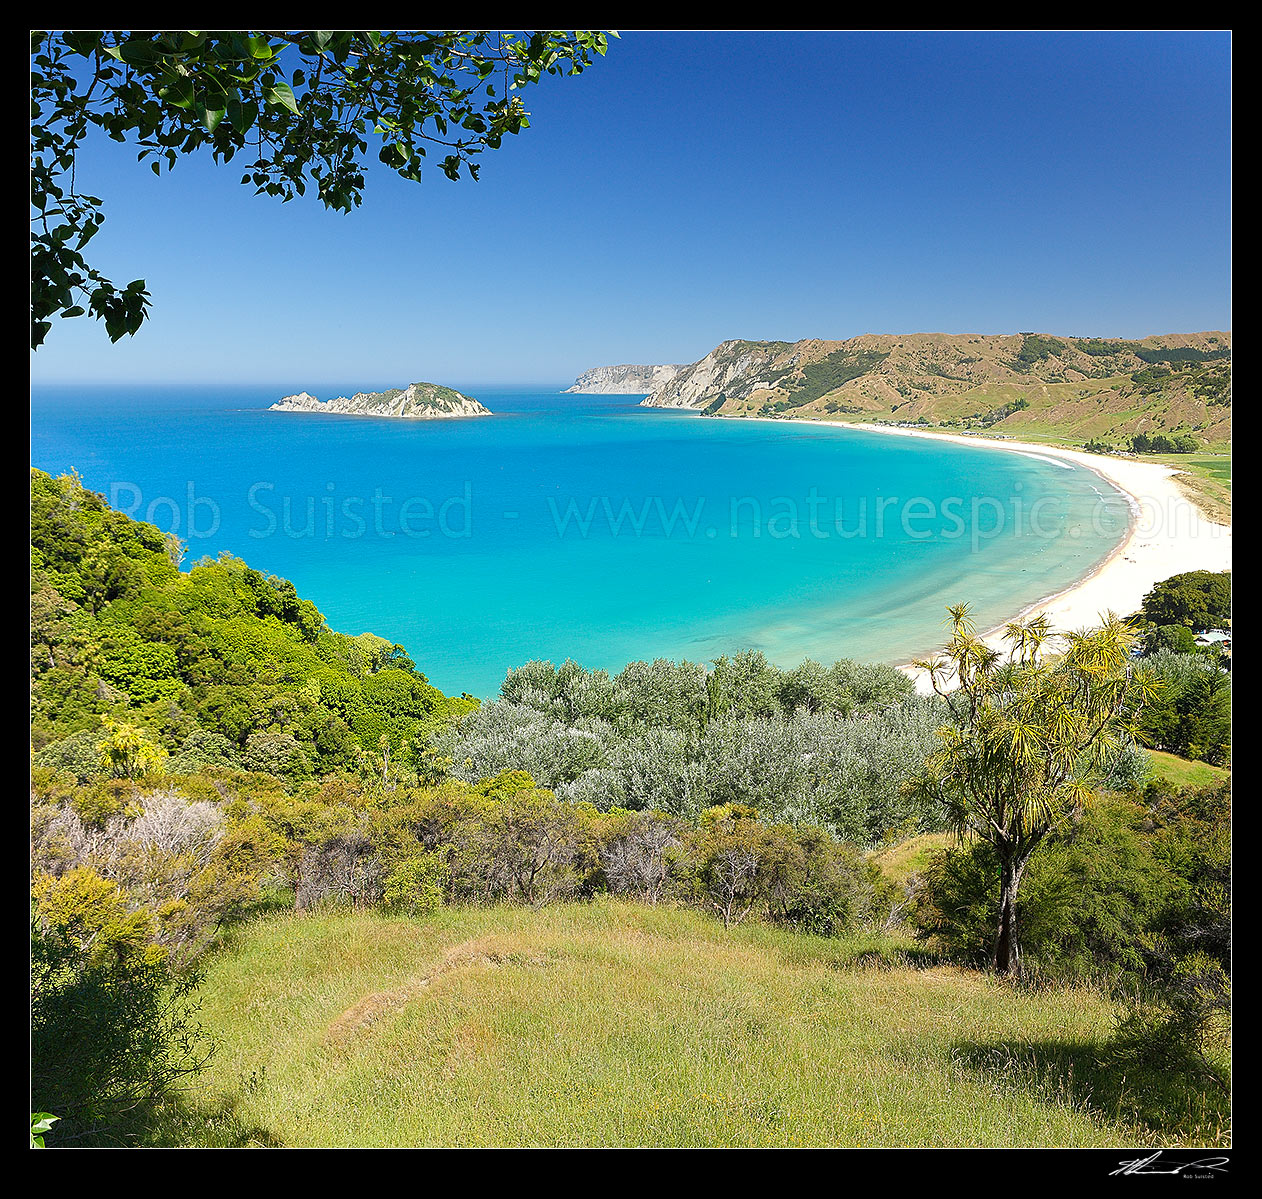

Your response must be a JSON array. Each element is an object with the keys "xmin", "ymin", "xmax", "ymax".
[{"xmin": 741, "ymin": 416, "xmax": 1231, "ymax": 691}]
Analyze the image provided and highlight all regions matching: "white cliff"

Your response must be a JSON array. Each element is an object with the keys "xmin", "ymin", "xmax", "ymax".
[
  {"xmin": 564, "ymin": 363, "xmax": 686, "ymax": 394},
  {"xmin": 639, "ymin": 341, "xmax": 796, "ymax": 409}
]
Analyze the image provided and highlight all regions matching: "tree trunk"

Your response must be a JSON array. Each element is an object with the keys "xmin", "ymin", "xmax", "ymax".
[{"xmin": 993, "ymin": 856, "xmax": 1026, "ymax": 977}]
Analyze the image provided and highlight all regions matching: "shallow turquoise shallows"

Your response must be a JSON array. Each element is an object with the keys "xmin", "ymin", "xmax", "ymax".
[{"xmin": 31, "ymin": 384, "xmax": 1130, "ymax": 698}]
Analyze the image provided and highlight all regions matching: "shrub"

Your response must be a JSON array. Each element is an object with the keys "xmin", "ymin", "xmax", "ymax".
[
  {"xmin": 912, "ymin": 779, "xmax": 1231, "ymax": 1033},
  {"xmin": 31, "ymin": 788, "xmax": 276, "ymax": 961},
  {"xmin": 295, "ymin": 825, "xmax": 381, "ymax": 910},
  {"xmin": 243, "ymin": 731, "xmax": 311, "ymax": 780},
  {"xmin": 1113, "ymin": 780, "xmax": 1231, "ymax": 1090},
  {"xmin": 381, "ymin": 850, "xmax": 449, "ymax": 915},
  {"xmin": 1144, "ymin": 624, "xmax": 1199, "ymax": 656},
  {"xmin": 170, "ymin": 729, "xmax": 242, "ymax": 773},
  {"xmin": 32, "ymin": 729, "xmax": 106, "ymax": 784},
  {"xmin": 680, "ymin": 805, "xmax": 886, "ymax": 933},
  {"xmin": 98, "ymin": 718, "xmax": 167, "ymax": 779},
  {"xmin": 30, "ymin": 868, "xmax": 211, "ymax": 1131},
  {"xmin": 600, "ymin": 810, "xmax": 681, "ymax": 904},
  {"xmin": 1137, "ymin": 652, "xmax": 1231, "ymax": 765},
  {"xmin": 447, "ymin": 674, "xmax": 944, "ymax": 842},
  {"xmin": 1014, "ymin": 334, "xmax": 1066, "ymax": 366},
  {"xmin": 913, "ymin": 797, "xmax": 1172, "ymax": 979}
]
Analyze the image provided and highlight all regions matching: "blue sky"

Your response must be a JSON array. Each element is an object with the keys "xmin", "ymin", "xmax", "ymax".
[{"xmin": 31, "ymin": 30, "xmax": 1231, "ymax": 386}]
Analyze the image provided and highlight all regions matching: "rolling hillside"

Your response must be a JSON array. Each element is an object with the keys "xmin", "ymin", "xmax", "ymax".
[
  {"xmin": 130, "ymin": 902, "xmax": 1227, "ymax": 1148},
  {"xmin": 641, "ymin": 331, "xmax": 1231, "ymax": 449}
]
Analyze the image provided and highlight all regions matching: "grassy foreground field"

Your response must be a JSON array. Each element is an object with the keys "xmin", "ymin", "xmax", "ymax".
[
  {"xmin": 1147, "ymin": 749, "xmax": 1231, "ymax": 789},
  {"xmin": 136, "ymin": 901, "xmax": 1227, "ymax": 1148}
]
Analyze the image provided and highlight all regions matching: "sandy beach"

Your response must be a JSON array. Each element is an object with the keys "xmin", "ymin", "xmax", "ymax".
[{"xmin": 792, "ymin": 420, "xmax": 1232, "ymax": 691}]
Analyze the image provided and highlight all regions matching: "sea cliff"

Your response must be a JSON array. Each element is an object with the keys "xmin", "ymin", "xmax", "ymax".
[{"xmin": 564, "ymin": 363, "xmax": 685, "ymax": 394}]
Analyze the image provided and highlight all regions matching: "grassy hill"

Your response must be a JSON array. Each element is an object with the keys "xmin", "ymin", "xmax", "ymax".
[
  {"xmin": 131, "ymin": 902, "xmax": 1226, "ymax": 1148},
  {"xmin": 1146, "ymin": 749, "xmax": 1231, "ymax": 790},
  {"xmin": 649, "ymin": 331, "xmax": 1232, "ymax": 451}
]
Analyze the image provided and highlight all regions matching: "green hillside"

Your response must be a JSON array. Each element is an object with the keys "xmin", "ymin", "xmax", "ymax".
[
  {"xmin": 121, "ymin": 902, "xmax": 1227, "ymax": 1148},
  {"xmin": 30, "ymin": 468, "xmax": 476, "ymax": 779}
]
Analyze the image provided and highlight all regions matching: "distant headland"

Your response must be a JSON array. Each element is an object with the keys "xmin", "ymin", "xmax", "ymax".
[
  {"xmin": 564, "ymin": 364, "xmax": 685, "ymax": 394},
  {"xmin": 270, "ymin": 381, "xmax": 492, "ymax": 419},
  {"xmin": 571, "ymin": 331, "xmax": 1231, "ymax": 451}
]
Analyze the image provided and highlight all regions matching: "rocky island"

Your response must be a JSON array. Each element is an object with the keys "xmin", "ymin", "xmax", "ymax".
[
  {"xmin": 564, "ymin": 363, "xmax": 685, "ymax": 394},
  {"xmin": 270, "ymin": 381, "xmax": 492, "ymax": 419}
]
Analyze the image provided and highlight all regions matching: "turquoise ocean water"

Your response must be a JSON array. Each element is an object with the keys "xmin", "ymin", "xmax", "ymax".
[{"xmin": 30, "ymin": 384, "xmax": 1130, "ymax": 698}]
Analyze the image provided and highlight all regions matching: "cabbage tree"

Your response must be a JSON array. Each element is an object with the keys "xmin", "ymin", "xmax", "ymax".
[{"xmin": 913, "ymin": 605, "xmax": 1159, "ymax": 976}]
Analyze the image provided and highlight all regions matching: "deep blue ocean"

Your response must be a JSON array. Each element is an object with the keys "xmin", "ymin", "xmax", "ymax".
[{"xmin": 30, "ymin": 383, "xmax": 1130, "ymax": 698}]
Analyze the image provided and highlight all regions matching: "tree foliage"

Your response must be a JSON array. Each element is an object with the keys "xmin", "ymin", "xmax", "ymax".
[
  {"xmin": 31, "ymin": 30, "xmax": 612, "ymax": 346},
  {"xmin": 915, "ymin": 794, "xmax": 1174, "ymax": 978},
  {"xmin": 915, "ymin": 779, "xmax": 1230, "ymax": 1090},
  {"xmin": 31, "ymin": 470, "xmax": 476, "ymax": 776},
  {"xmin": 1139, "ymin": 570, "xmax": 1231, "ymax": 631},
  {"xmin": 911, "ymin": 605, "xmax": 1158, "ymax": 975},
  {"xmin": 1135, "ymin": 651, "xmax": 1231, "ymax": 766},
  {"xmin": 442, "ymin": 652, "xmax": 940, "ymax": 842},
  {"xmin": 1115, "ymin": 779, "xmax": 1231, "ymax": 1091}
]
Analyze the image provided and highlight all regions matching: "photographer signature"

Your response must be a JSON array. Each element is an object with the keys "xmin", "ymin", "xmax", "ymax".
[{"xmin": 1111, "ymin": 1151, "xmax": 1229, "ymax": 1176}]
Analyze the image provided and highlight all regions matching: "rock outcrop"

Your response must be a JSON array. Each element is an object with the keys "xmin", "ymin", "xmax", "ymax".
[
  {"xmin": 271, "ymin": 382, "xmax": 492, "ymax": 419},
  {"xmin": 564, "ymin": 364, "xmax": 685, "ymax": 394},
  {"xmin": 639, "ymin": 341, "xmax": 799, "ymax": 410}
]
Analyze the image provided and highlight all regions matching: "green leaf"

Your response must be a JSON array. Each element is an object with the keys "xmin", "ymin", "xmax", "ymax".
[
  {"xmin": 263, "ymin": 82, "xmax": 299, "ymax": 115},
  {"xmin": 119, "ymin": 39, "xmax": 163, "ymax": 66},
  {"xmin": 30, "ymin": 1113, "xmax": 59, "ymax": 1147},
  {"xmin": 158, "ymin": 78, "xmax": 195, "ymax": 109},
  {"xmin": 198, "ymin": 105, "xmax": 226, "ymax": 133},
  {"xmin": 62, "ymin": 32, "xmax": 104, "ymax": 55}
]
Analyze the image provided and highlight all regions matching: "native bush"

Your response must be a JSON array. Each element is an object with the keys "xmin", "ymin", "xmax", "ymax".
[
  {"xmin": 381, "ymin": 850, "xmax": 449, "ymax": 915},
  {"xmin": 913, "ymin": 781, "xmax": 1231, "ymax": 1018},
  {"xmin": 913, "ymin": 798, "xmax": 1170, "ymax": 979},
  {"xmin": 678, "ymin": 804, "xmax": 888, "ymax": 932},
  {"xmin": 445, "ymin": 665, "xmax": 941, "ymax": 841},
  {"xmin": 170, "ymin": 729, "xmax": 242, "ymax": 773},
  {"xmin": 600, "ymin": 810, "xmax": 682, "ymax": 904},
  {"xmin": 30, "ymin": 469, "xmax": 476, "ymax": 777},
  {"xmin": 1113, "ymin": 780, "xmax": 1231, "ymax": 1091},
  {"xmin": 30, "ymin": 868, "xmax": 212, "ymax": 1130},
  {"xmin": 1137, "ymin": 652, "xmax": 1231, "ymax": 765},
  {"xmin": 32, "ymin": 728, "xmax": 105, "ymax": 783},
  {"xmin": 1140, "ymin": 571, "xmax": 1231, "ymax": 630}
]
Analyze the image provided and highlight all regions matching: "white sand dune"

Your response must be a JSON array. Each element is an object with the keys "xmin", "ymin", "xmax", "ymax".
[{"xmin": 804, "ymin": 422, "xmax": 1232, "ymax": 692}]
